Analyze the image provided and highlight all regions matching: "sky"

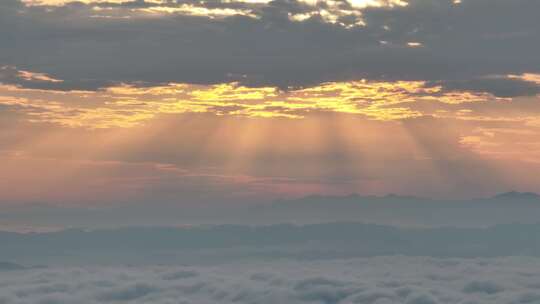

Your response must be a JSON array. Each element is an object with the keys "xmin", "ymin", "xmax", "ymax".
[
  {"xmin": 2, "ymin": 5, "xmax": 540, "ymax": 302},
  {"xmin": 1, "ymin": 0, "xmax": 540, "ymax": 212}
]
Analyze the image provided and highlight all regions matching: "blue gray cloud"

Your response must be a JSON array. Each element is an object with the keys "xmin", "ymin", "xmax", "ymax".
[
  {"xmin": 1, "ymin": 0, "xmax": 540, "ymax": 95},
  {"xmin": 2, "ymin": 257, "xmax": 540, "ymax": 304}
]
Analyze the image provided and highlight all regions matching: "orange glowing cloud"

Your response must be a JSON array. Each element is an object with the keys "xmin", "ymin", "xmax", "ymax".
[{"xmin": 0, "ymin": 76, "xmax": 501, "ymax": 129}]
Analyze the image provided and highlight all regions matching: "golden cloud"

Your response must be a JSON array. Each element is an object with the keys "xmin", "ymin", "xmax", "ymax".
[{"xmin": 0, "ymin": 77, "xmax": 511, "ymax": 128}]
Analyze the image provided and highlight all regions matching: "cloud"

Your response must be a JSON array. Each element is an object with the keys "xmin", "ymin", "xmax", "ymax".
[
  {"xmin": 2, "ymin": 257, "xmax": 540, "ymax": 303},
  {"xmin": 1, "ymin": 72, "xmax": 513, "ymax": 129},
  {"xmin": 462, "ymin": 280, "xmax": 504, "ymax": 295},
  {"xmin": 1, "ymin": 0, "xmax": 539, "ymax": 92},
  {"xmin": 436, "ymin": 76, "xmax": 540, "ymax": 98},
  {"xmin": 161, "ymin": 270, "xmax": 199, "ymax": 281},
  {"xmin": 96, "ymin": 283, "xmax": 158, "ymax": 301},
  {"xmin": 294, "ymin": 277, "xmax": 359, "ymax": 303}
]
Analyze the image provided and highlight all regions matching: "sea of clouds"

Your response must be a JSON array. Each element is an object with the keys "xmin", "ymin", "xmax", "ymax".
[{"xmin": 2, "ymin": 256, "xmax": 540, "ymax": 304}]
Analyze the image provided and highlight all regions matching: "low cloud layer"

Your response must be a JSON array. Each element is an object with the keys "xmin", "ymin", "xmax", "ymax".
[{"xmin": 2, "ymin": 257, "xmax": 540, "ymax": 303}]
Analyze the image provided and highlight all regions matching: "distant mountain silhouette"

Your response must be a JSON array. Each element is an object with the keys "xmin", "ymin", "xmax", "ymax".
[
  {"xmin": 493, "ymin": 191, "xmax": 540, "ymax": 200},
  {"xmin": 0, "ymin": 261, "xmax": 25, "ymax": 271},
  {"xmin": 254, "ymin": 193, "xmax": 540, "ymax": 227},
  {"xmin": 271, "ymin": 194, "xmax": 429, "ymax": 209},
  {"xmin": 3, "ymin": 192, "xmax": 540, "ymax": 229}
]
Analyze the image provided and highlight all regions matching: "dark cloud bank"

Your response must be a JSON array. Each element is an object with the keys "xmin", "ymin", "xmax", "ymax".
[{"xmin": 1, "ymin": 0, "xmax": 540, "ymax": 96}]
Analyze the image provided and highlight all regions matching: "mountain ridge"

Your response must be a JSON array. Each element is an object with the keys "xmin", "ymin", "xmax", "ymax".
[{"xmin": 492, "ymin": 191, "xmax": 540, "ymax": 200}]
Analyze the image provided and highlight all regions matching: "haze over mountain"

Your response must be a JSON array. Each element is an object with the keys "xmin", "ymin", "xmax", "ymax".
[
  {"xmin": 1, "ymin": 192, "xmax": 539, "ymax": 231},
  {"xmin": 1, "ymin": 221, "xmax": 540, "ymax": 266},
  {"xmin": 0, "ymin": 261, "xmax": 25, "ymax": 271}
]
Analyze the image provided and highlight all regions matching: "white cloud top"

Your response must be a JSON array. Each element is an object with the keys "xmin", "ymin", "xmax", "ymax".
[{"xmin": 2, "ymin": 257, "xmax": 540, "ymax": 304}]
